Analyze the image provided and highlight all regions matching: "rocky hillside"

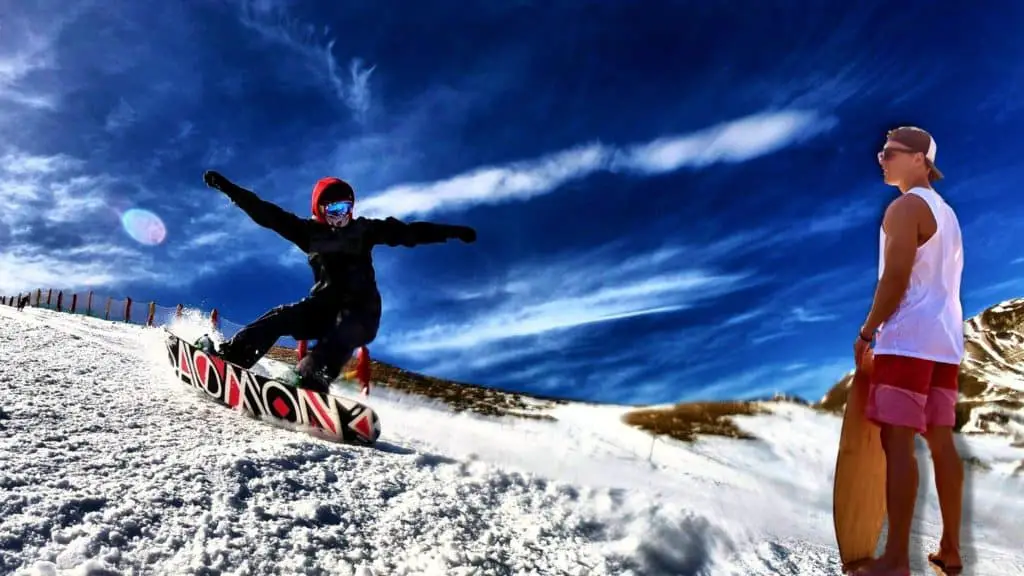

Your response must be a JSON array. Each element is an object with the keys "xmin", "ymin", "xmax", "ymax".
[{"xmin": 816, "ymin": 297, "xmax": 1024, "ymax": 445}]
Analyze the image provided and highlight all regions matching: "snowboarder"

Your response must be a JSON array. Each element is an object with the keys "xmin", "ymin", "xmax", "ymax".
[{"xmin": 195, "ymin": 170, "xmax": 477, "ymax": 393}]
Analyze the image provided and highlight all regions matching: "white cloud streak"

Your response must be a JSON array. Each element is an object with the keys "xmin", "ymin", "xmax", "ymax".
[
  {"xmin": 382, "ymin": 242, "xmax": 761, "ymax": 356},
  {"xmin": 235, "ymin": 0, "xmax": 376, "ymax": 123},
  {"xmin": 0, "ymin": 150, "xmax": 93, "ymax": 228},
  {"xmin": 359, "ymin": 109, "xmax": 838, "ymax": 219},
  {"xmin": 0, "ymin": 244, "xmax": 165, "ymax": 295},
  {"xmin": 0, "ymin": 148, "xmax": 174, "ymax": 294},
  {"xmin": 0, "ymin": 29, "xmax": 59, "ymax": 111}
]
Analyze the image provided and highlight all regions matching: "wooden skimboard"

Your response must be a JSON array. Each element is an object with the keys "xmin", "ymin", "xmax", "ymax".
[{"xmin": 833, "ymin": 350, "xmax": 887, "ymax": 572}]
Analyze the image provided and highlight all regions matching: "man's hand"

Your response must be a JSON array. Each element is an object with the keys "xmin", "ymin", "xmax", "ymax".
[
  {"xmin": 203, "ymin": 170, "xmax": 233, "ymax": 193},
  {"xmin": 854, "ymin": 330, "xmax": 872, "ymax": 370}
]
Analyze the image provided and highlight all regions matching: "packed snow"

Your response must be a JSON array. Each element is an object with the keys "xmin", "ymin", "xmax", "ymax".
[{"xmin": 1, "ymin": 306, "xmax": 1023, "ymax": 575}]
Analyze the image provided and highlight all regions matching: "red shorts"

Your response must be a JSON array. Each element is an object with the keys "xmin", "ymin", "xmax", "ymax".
[{"xmin": 865, "ymin": 354, "xmax": 959, "ymax": 434}]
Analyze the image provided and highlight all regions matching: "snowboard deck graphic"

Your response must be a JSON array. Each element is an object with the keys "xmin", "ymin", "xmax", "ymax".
[{"xmin": 163, "ymin": 328, "xmax": 380, "ymax": 446}]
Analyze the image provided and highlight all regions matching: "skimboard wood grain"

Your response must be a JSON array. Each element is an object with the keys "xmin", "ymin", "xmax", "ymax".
[{"xmin": 833, "ymin": 350, "xmax": 887, "ymax": 572}]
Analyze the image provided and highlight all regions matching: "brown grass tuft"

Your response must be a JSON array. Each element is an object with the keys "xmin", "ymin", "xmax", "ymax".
[{"xmin": 621, "ymin": 401, "xmax": 770, "ymax": 443}]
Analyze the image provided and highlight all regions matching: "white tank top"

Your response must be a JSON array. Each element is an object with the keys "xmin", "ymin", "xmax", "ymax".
[{"xmin": 873, "ymin": 187, "xmax": 965, "ymax": 364}]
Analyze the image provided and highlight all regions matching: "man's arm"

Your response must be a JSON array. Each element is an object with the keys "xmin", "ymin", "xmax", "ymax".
[
  {"xmin": 861, "ymin": 195, "xmax": 921, "ymax": 336},
  {"xmin": 366, "ymin": 217, "xmax": 475, "ymax": 247},
  {"xmin": 215, "ymin": 178, "xmax": 312, "ymax": 252}
]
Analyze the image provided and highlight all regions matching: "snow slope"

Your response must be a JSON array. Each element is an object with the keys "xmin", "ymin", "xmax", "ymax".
[{"xmin": 1, "ymin": 306, "xmax": 1023, "ymax": 576}]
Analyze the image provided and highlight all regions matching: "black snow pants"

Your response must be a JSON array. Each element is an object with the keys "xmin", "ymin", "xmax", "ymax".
[{"xmin": 219, "ymin": 294, "xmax": 380, "ymax": 381}]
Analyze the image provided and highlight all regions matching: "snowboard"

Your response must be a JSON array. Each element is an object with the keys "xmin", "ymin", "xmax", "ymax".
[
  {"xmin": 832, "ymin": 350, "xmax": 886, "ymax": 572},
  {"xmin": 163, "ymin": 328, "xmax": 381, "ymax": 446}
]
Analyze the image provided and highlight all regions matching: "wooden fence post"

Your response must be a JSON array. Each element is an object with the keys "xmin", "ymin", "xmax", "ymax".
[
  {"xmin": 124, "ymin": 297, "xmax": 132, "ymax": 323},
  {"xmin": 147, "ymin": 302, "xmax": 156, "ymax": 326},
  {"xmin": 46, "ymin": 289, "xmax": 52, "ymax": 307},
  {"xmin": 86, "ymin": 292, "xmax": 94, "ymax": 316},
  {"xmin": 175, "ymin": 304, "xmax": 183, "ymax": 319},
  {"xmin": 210, "ymin": 308, "xmax": 219, "ymax": 330},
  {"xmin": 297, "ymin": 340, "xmax": 308, "ymax": 360},
  {"xmin": 35, "ymin": 289, "xmax": 41, "ymax": 306},
  {"xmin": 56, "ymin": 291, "xmax": 63, "ymax": 312},
  {"xmin": 104, "ymin": 298, "xmax": 112, "ymax": 320},
  {"xmin": 70, "ymin": 294, "xmax": 78, "ymax": 313}
]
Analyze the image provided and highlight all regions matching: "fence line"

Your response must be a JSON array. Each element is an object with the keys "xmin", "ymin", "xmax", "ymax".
[
  {"xmin": 5, "ymin": 289, "xmax": 374, "ymax": 393},
  {"xmin": 3, "ymin": 288, "xmax": 303, "ymax": 354},
  {"xmin": 6, "ymin": 288, "xmax": 375, "ymax": 392}
]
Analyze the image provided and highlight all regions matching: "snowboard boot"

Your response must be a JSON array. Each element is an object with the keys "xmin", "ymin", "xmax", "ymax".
[
  {"xmin": 193, "ymin": 334, "xmax": 222, "ymax": 356},
  {"xmin": 279, "ymin": 367, "xmax": 332, "ymax": 394}
]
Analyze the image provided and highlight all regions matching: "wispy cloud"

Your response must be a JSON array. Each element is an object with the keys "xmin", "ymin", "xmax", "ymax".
[
  {"xmin": 235, "ymin": 0, "xmax": 377, "ymax": 123},
  {"xmin": 688, "ymin": 358, "xmax": 853, "ymax": 403},
  {"xmin": 329, "ymin": 54, "xmax": 376, "ymax": 123},
  {"xmin": 104, "ymin": 97, "xmax": 138, "ymax": 133},
  {"xmin": 967, "ymin": 278, "xmax": 1024, "ymax": 307},
  {"xmin": 0, "ymin": 244, "xmax": 166, "ymax": 294},
  {"xmin": 0, "ymin": 4, "xmax": 96, "ymax": 117},
  {"xmin": 382, "ymin": 242, "xmax": 761, "ymax": 357},
  {"xmin": 0, "ymin": 151, "xmax": 83, "ymax": 176},
  {"xmin": 359, "ymin": 109, "xmax": 837, "ymax": 219},
  {"xmin": 0, "ymin": 27, "xmax": 58, "ymax": 111},
  {"xmin": 0, "ymin": 148, "xmax": 172, "ymax": 293},
  {"xmin": 719, "ymin": 265, "xmax": 874, "ymax": 342},
  {"xmin": 378, "ymin": 198, "xmax": 878, "ymax": 399},
  {"xmin": 610, "ymin": 109, "xmax": 837, "ymax": 173},
  {"xmin": 0, "ymin": 150, "xmax": 89, "ymax": 227}
]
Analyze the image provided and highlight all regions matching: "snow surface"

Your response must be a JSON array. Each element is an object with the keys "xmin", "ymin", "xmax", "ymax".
[{"xmin": 1, "ymin": 306, "xmax": 1023, "ymax": 576}]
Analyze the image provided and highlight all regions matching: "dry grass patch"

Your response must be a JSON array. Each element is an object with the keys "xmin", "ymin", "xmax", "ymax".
[{"xmin": 622, "ymin": 401, "xmax": 771, "ymax": 443}]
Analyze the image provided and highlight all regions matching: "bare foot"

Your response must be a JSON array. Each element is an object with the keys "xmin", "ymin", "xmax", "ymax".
[{"xmin": 928, "ymin": 551, "xmax": 963, "ymax": 575}]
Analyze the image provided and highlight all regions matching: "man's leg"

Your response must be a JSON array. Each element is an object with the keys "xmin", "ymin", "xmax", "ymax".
[
  {"xmin": 862, "ymin": 354, "xmax": 933, "ymax": 574},
  {"xmin": 923, "ymin": 362, "xmax": 964, "ymax": 572},
  {"xmin": 877, "ymin": 422, "xmax": 918, "ymax": 571},
  {"xmin": 217, "ymin": 299, "xmax": 325, "ymax": 369}
]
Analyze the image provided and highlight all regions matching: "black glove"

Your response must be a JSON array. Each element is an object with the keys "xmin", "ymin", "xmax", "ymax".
[
  {"xmin": 203, "ymin": 170, "xmax": 234, "ymax": 194},
  {"xmin": 450, "ymin": 226, "xmax": 476, "ymax": 244}
]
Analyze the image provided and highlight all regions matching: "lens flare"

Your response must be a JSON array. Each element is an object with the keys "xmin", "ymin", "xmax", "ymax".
[{"xmin": 121, "ymin": 208, "xmax": 167, "ymax": 246}]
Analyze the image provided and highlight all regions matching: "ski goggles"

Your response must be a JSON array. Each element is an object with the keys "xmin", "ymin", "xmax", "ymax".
[{"xmin": 322, "ymin": 200, "xmax": 353, "ymax": 218}]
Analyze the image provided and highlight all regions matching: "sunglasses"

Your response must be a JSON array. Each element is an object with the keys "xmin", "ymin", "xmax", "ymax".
[
  {"xmin": 323, "ymin": 200, "xmax": 353, "ymax": 217},
  {"xmin": 877, "ymin": 147, "xmax": 919, "ymax": 162}
]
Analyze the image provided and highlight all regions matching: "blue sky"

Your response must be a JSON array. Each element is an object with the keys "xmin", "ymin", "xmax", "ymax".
[{"xmin": 2, "ymin": 1, "xmax": 1022, "ymax": 405}]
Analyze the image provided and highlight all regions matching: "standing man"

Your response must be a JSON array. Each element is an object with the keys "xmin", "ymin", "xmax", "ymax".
[{"xmin": 854, "ymin": 126, "xmax": 965, "ymax": 576}]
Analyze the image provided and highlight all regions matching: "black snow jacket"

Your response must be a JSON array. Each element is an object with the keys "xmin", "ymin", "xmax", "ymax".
[{"xmin": 215, "ymin": 179, "xmax": 476, "ymax": 313}]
